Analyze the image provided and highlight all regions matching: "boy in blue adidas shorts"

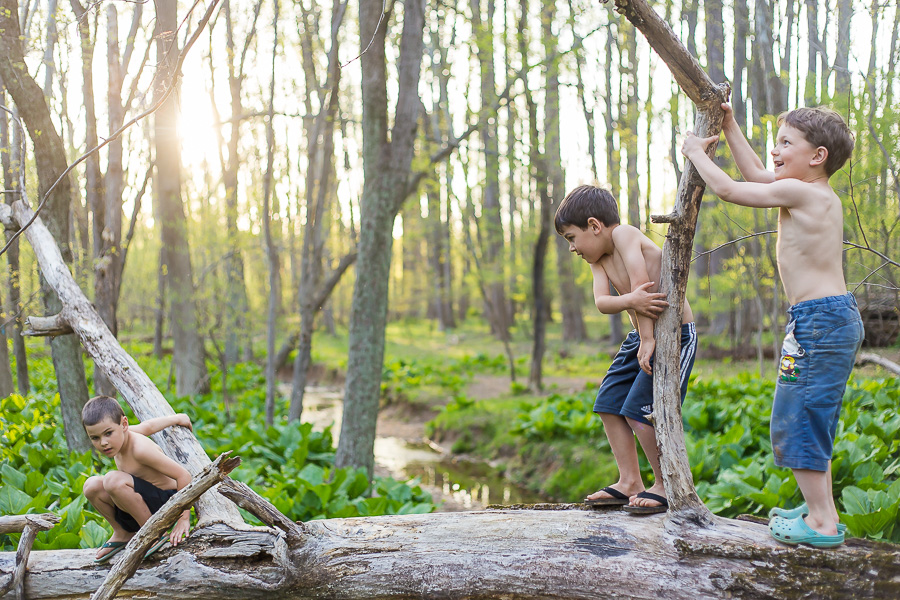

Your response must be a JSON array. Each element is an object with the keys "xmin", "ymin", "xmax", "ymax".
[
  {"xmin": 556, "ymin": 185, "xmax": 697, "ymax": 514},
  {"xmin": 683, "ymin": 104, "xmax": 863, "ymax": 547}
]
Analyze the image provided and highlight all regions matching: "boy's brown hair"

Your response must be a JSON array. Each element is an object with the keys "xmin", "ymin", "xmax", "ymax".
[
  {"xmin": 82, "ymin": 396, "xmax": 125, "ymax": 427},
  {"xmin": 555, "ymin": 184, "xmax": 620, "ymax": 234},
  {"xmin": 777, "ymin": 107, "xmax": 855, "ymax": 177}
]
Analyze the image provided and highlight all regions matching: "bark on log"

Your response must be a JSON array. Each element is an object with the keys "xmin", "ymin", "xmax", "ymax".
[
  {"xmin": 608, "ymin": 0, "xmax": 728, "ymax": 525},
  {"xmin": 92, "ymin": 453, "xmax": 241, "ymax": 600},
  {"xmin": 0, "ymin": 200, "xmax": 242, "ymax": 527},
  {"xmin": 855, "ymin": 352, "xmax": 900, "ymax": 375},
  {"xmin": 2, "ymin": 508, "xmax": 898, "ymax": 600}
]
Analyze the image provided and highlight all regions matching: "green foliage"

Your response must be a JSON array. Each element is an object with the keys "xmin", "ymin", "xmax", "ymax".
[
  {"xmin": 379, "ymin": 353, "xmax": 507, "ymax": 405},
  {"xmin": 0, "ymin": 353, "xmax": 434, "ymax": 552},
  {"xmin": 510, "ymin": 392, "xmax": 603, "ymax": 441}
]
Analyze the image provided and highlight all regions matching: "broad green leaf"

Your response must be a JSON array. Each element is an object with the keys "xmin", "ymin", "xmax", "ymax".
[{"xmin": 0, "ymin": 484, "xmax": 32, "ymax": 514}]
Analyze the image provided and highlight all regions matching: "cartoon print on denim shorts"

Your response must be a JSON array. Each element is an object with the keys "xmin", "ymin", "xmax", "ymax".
[
  {"xmin": 780, "ymin": 355, "xmax": 799, "ymax": 382},
  {"xmin": 779, "ymin": 325, "xmax": 804, "ymax": 383}
]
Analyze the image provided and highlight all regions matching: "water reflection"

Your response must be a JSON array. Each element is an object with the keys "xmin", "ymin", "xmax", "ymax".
[{"xmin": 301, "ymin": 387, "xmax": 546, "ymax": 509}]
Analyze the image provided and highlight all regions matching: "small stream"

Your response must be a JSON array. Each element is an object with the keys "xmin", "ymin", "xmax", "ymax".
[{"xmin": 299, "ymin": 386, "xmax": 546, "ymax": 509}]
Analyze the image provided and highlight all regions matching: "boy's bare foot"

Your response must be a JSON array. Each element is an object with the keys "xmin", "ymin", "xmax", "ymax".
[{"xmin": 627, "ymin": 483, "xmax": 668, "ymax": 510}]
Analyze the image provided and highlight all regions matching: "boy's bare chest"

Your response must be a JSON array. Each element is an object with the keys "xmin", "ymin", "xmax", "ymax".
[
  {"xmin": 114, "ymin": 447, "xmax": 172, "ymax": 488},
  {"xmin": 599, "ymin": 254, "xmax": 633, "ymax": 294}
]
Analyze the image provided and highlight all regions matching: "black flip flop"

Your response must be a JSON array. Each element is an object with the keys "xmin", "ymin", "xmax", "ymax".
[
  {"xmin": 623, "ymin": 491, "xmax": 668, "ymax": 514},
  {"xmin": 584, "ymin": 486, "xmax": 630, "ymax": 507}
]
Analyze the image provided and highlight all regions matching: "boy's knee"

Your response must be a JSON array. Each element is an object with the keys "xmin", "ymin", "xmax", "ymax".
[
  {"xmin": 102, "ymin": 471, "xmax": 133, "ymax": 495},
  {"xmin": 83, "ymin": 475, "xmax": 104, "ymax": 497}
]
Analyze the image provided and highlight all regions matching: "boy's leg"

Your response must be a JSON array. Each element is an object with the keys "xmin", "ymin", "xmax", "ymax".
[
  {"xmin": 84, "ymin": 475, "xmax": 137, "ymax": 559},
  {"xmin": 585, "ymin": 413, "xmax": 645, "ymax": 500},
  {"xmin": 625, "ymin": 417, "xmax": 666, "ymax": 507},
  {"xmin": 793, "ymin": 465, "xmax": 839, "ymax": 536},
  {"xmin": 103, "ymin": 471, "xmax": 153, "ymax": 526}
]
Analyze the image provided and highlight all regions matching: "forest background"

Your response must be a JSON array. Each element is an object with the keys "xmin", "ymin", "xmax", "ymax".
[{"xmin": 1, "ymin": 0, "xmax": 899, "ymax": 549}]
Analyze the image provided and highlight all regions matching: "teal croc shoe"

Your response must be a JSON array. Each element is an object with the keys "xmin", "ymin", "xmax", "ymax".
[
  {"xmin": 769, "ymin": 502, "xmax": 807, "ymax": 520},
  {"xmin": 768, "ymin": 503, "xmax": 846, "ymax": 533},
  {"xmin": 769, "ymin": 515, "xmax": 845, "ymax": 548}
]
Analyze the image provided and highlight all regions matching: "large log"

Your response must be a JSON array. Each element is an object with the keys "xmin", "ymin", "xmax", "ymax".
[
  {"xmin": 1, "ymin": 508, "xmax": 897, "ymax": 599},
  {"xmin": 0, "ymin": 200, "xmax": 242, "ymax": 527}
]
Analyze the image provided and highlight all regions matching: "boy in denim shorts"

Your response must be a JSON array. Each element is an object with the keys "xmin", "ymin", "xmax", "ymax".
[
  {"xmin": 556, "ymin": 185, "xmax": 698, "ymax": 514},
  {"xmin": 683, "ymin": 104, "xmax": 863, "ymax": 548}
]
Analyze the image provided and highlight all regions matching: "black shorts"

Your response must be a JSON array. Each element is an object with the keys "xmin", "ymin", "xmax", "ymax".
[{"xmin": 113, "ymin": 474, "xmax": 177, "ymax": 532}]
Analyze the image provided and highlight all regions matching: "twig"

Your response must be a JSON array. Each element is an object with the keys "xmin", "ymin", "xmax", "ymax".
[{"xmin": 690, "ymin": 230, "xmax": 776, "ymax": 262}]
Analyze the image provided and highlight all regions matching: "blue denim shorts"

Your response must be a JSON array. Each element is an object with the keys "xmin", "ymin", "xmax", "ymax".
[
  {"xmin": 771, "ymin": 293, "xmax": 864, "ymax": 471},
  {"xmin": 593, "ymin": 323, "xmax": 697, "ymax": 425}
]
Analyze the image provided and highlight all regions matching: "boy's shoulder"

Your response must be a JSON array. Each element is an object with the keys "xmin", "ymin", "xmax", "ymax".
[
  {"xmin": 610, "ymin": 223, "xmax": 655, "ymax": 250},
  {"xmin": 120, "ymin": 430, "xmax": 164, "ymax": 465}
]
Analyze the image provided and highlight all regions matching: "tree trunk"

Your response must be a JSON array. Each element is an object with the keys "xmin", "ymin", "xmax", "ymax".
[
  {"xmin": 833, "ymin": 0, "xmax": 853, "ymax": 103},
  {"xmin": 470, "ymin": 0, "xmax": 509, "ymax": 341},
  {"xmin": 0, "ymin": 87, "xmax": 22, "ymax": 396},
  {"xmin": 526, "ymin": 0, "xmax": 550, "ymax": 391},
  {"xmin": 2, "ymin": 509, "xmax": 898, "ymax": 599},
  {"xmin": 335, "ymin": 0, "xmax": 426, "ymax": 476},
  {"xmin": 153, "ymin": 0, "xmax": 209, "ymax": 396},
  {"xmin": 0, "ymin": 0, "xmax": 90, "ymax": 452},
  {"xmin": 546, "ymin": 0, "xmax": 587, "ymax": 344},
  {"xmin": 262, "ymin": 0, "xmax": 280, "ymax": 428},
  {"xmin": 612, "ymin": 0, "xmax": 728, "ymax": 524},
  {"xmin": 289, "ymin": 0, "xmax": 349, "ymax": 421},
  {"xmin": 603, "ymin": 12, "xmax": 624, "ymax": 344}
]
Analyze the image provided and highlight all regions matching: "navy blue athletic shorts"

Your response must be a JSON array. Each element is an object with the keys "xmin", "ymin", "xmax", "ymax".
[{"xmin": 593, "ymin": 323, "xmax": 698, "ymax": 425}]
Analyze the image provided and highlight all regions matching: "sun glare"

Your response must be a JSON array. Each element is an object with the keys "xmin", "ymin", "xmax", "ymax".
[{"xmin": 178, "ymin": 93, "xmax": 220, "ymax": 169}]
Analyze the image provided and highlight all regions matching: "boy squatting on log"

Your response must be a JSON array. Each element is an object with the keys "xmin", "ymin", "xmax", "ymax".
[
  {"xmin": 682, "ymin": 104, "xmax": 863, "ymax": 548},
  {"xmin": 555, "ymin": 185, "xmax": 698, "ymax": 514},
  {"xmin": 81, "ymin": 396, "xmax": 194, "ymax": 563}
]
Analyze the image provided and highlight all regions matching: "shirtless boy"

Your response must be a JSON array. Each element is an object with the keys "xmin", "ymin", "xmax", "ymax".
[
  {"xmin": 82, "ymin": 396, "xmax": 193, "ymax": 563},
  {"xmin": 682, "ymin": 104, "xmax": 862, "ymax": 547},
  {"xmin": 556, "ymin": 185, "xmax": 697, "ymax": 514}
]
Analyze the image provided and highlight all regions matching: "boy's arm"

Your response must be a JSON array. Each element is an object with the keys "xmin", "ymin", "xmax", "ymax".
[
  {"xmin": 718, "ymin": 103, "xmax": 775, "ymax": 184},
  {"xmin": 134, "ymin": 444, "xmax": 193, "ymax": 546},
  {"xmin": 131, "ymin": 413, "xmax": 193, "ymax": 436},
  {"xmin": 682, "ymin": 133, "xmax": 806, "ymax": 209},
  {"xmin": 615, "ymin": 228, "xmax": 659, "ymax": 375},
  {"xmin": 591, "ymin": 265, "xmax": 668, "ymax": 319}
]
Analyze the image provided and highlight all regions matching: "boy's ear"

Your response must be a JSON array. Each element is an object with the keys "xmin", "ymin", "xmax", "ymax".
[
  {"xmin": 810, "ymin": 146, "xmax": 828, "ymax": 168},
  {"xmin": 121, "ymin": 416, "xmax": 129, "ymax": 429},
  {"xmin": 586, "ymin": 217, "xmax": 602, "ymax": 233}
]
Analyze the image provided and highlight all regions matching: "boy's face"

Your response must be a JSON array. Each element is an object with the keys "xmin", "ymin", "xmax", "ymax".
[
  {"xmin": 771, "ymin": 124, "xmax": 824, "ymax": 181},
  {"xmin": 560, "ymin": 221, "xmax": 603, "ymax": 264},
  {"xmin": 85, "ymin": 416, "xmax": 128, "ymax": 458}
]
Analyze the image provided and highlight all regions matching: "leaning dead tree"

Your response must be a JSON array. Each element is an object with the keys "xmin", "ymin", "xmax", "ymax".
[
  {"xmin": 2, "ymin": 0, "xmax": 900, "ymax": 597},
  {"xmin": 606, "ymin": 0, "xmax": 727, "ymax": 526}
]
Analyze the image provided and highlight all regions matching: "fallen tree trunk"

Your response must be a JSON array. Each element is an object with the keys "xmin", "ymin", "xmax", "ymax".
[
  {"xmin": 856, "ymin": 352, "xmax": 900, "ymax": 375},
  {"xmin": 1, "ymin": 507, "xmax": 897, "ymax": 600}
]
